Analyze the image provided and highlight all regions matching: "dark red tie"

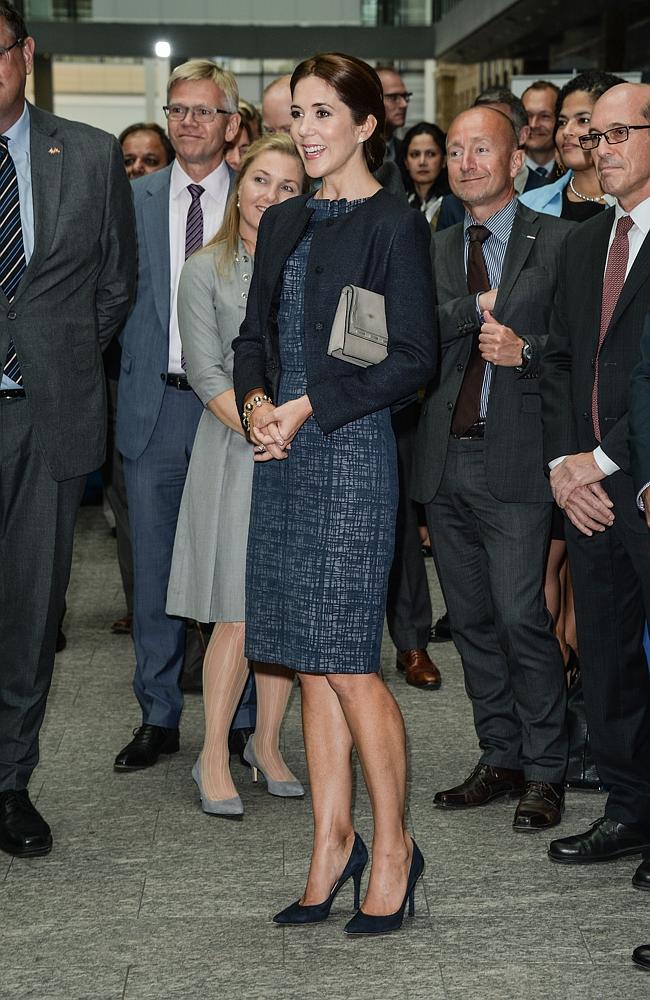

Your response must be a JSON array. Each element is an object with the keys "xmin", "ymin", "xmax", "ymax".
[
  {"xmin": 592, "ymin": 214, "xmax": 634, "ymax": 441},
  {"xmin": 451, "ymin": 224, "xmax": 491, "ymax": 436}
]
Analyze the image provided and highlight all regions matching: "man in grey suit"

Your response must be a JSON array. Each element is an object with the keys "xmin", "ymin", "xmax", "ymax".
[
  {"xmin": 412, "ymin": 107, "xmax": 569, "ymax": 831},
  {"xmin": 114, "ymin": 60, "xmax": 243, "ymax": 771},
  {"xmin": 0, "ymin": 2, "xmax": 135, "ymax": 856}
]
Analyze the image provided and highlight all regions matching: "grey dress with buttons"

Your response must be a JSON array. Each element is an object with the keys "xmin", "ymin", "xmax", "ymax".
[{"xmin": 166, "ymin": 240, "xmax": 254, "ymax": 622}]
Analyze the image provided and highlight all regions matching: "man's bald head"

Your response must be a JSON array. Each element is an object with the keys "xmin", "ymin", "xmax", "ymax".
[
  {"xmin": 591, "ymin": 83, "xmax": 650, "ymax": 211},
  {"xmin": 446, "ymin": 107, "xmax": 523, "ymax": 220},
  {"xmin": 262, "ymin": 74, "xmax": 293, "ymax": 134}
]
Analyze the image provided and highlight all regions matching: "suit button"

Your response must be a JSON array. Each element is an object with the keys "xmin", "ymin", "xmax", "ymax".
[
  {"xmin": 456, "ymin": 363, "xmax": 464, "ymax": 372},
  {"xmin": 160, "ymin": 373, "xmax": 166, "ymax": 381},
  {"xmin": 315, "ymin": 265, "xmax": 324, "ymax": 274},
  {"xmin": 243, "ymin": 273, "xmax": 250, "ymax": 282},
  {"xmin": 447, "ymin": 401, "xmax": 453, "ymax": 411},
  {"xmin": 315, "ymin": 322, "xmax": 323, "ymax": 331},
  {"xmin": 582, "ymin": 411, "xmax": 589, "ymax": 420},
  {"xmin": 7, "ymin": 310, "xmax": 16, "ymax": 320},
  {"xmin": 241, "ymin": 292, "xmax": 247, "ymax": 299}
]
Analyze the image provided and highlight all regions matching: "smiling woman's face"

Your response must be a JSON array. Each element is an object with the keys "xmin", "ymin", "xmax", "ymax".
[
  {"xmin": 290, "ymin": 75, "xmax": 373, "ymax": 181},
  {"xmin": 555, "ymin": 90, "xmax": 596, "ymax": 173}
]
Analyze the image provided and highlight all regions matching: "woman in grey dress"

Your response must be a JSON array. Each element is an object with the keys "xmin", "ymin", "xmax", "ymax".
[
  {"xmin": 233, "ymin": 55, "xmax": 438, "ymax": 934},
  {"xmin": 167, "ymin": 136, "xmax": 306, "ymax": 817}
]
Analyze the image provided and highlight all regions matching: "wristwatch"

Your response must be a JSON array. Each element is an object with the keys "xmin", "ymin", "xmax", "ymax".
[{"xmin": 519, "ymin": 338, "xmax": 533, "ymax": 368}]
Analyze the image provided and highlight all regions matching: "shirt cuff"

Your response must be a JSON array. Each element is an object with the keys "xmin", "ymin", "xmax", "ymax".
[
  {"xmin": 475, "ymin": 293, "xmax": 483, "ymax": 324},
  {"xmin": 548, "ymin": 456, "xmax": 566, "ymax": 470},
  {"xmin": 637, "ymin": 482, "xmax": 650, "ymax": 511},
  {"xmin": 593, "ymin": 447, "xmax": 619, "ymax": 477}
]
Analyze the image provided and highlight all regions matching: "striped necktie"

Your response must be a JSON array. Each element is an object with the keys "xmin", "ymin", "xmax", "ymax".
[
  {"xmin": 0, "ymin": 135, "xmax": 26, "ymax": 385},
  {"xmin": 185, "ymin": 183, "xmax": 204, "ymax": 260}
]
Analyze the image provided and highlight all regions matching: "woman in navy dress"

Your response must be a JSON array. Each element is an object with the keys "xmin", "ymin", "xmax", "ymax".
[{"xmin": 233, "ymin": 53, "xmax": 438, "ymax": 935}]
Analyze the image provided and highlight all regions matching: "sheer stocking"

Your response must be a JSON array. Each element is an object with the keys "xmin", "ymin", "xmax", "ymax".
[
  {"xmin": 249, "ymin": 663, "xmax": 297, "ymax": 782},
  {"xmin": 200, "ymin": 622, "xmax": 248, "ymax": 800}
]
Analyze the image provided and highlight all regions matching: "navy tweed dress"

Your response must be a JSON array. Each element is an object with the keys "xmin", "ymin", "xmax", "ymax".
[{"xmin": 244, "ymin": 197, "xmax": 398, "ymax": 674}]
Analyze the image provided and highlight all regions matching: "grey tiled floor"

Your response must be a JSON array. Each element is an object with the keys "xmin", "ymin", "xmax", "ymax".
[{"xmin": 1, "ymin": 507, "xmax": 648, "ymax": 1000}]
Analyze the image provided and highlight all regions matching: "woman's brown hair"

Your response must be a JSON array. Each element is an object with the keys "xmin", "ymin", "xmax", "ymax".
[
  {"xmin": 204, "ymin": 133, "xmax": 307, "ymax": 275},
  {"xmin": 290, "ymin": 53, "xmax": 386, "ymax": 172}
]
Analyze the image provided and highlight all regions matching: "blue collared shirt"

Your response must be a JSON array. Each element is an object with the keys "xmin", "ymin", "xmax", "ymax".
[
  {"xmin": 1, "ymin": 102, "xmax": 34, "ymax": 389},
  {"xmin": 463, "ymin": 196, "xmax": 517, "ymax": 420}
]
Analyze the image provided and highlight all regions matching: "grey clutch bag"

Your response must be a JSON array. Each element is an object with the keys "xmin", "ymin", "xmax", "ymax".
[{"xmin": 327, "ymin": 284, "xmax": 388, "ymax": 368}]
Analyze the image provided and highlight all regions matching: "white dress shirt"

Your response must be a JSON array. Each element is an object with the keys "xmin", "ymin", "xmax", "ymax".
[
  {"xmin": 168, "ymin": 158, "xmax": 230, "ymax": 374},
  {"xmin": 550, "ymin": 195, "xmax": 650, "ymax": 476},
  {"xmin": 525, "ymin": 156, "xmax": 556, "ymax": 178}
]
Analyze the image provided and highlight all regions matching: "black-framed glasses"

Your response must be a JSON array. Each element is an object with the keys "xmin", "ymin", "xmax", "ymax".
[
  {"xmin": 163, "ymin": 105, "xmax": 232, "ymax": 123},
  {"xmin": 0, "ymin": 38, "xmax": 23, "ymax": 60},
  {"xmin": 383, "ymin": 91, "xmax": 412, "ymax": 104},
  {"xmin": 579, "ymin": 124, "xmax": 650, "ymax": 150}
]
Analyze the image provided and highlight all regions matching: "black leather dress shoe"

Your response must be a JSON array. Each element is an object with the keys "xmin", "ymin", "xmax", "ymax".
[
  {"xmin": 0, "ymin": 789, "xmax": 52, "ymax": 857},
  {"xmin": 548, "ymin": 816, "xmax": 650, "ymax": 864},
  {"xmin": 430, "ymin": 611, "xmax": 452, "ymax": 643},
  {"xmin": 633, "ymin": 855, "xmax": 650, "ymax": 891},
  {"xmin": 434, "ymin": 762, "xmax": 525, "ymax": 809},
  {"xmin": 513, "ymin": 781, "xmax": 564, "ymax": 832},
  {"xmin": 632, "ymin": 945, "xmax": 650, "ymax": 969},
  {"xmin": 228, "ymin": 727, "xmax": 253, "ymax": 767},
  {"xmin": 114, "ymin": 724, "xmax": 180, "ymax": 772}
]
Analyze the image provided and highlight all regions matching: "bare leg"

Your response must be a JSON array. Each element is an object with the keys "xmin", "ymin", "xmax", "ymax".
[
  {"xmin": 299, "ymin": 673, "xmax": 356, "ymax": 904},
  {"xmin": 328, "ymin": 673, "xmax": 411, "ymax": 916},
  {"xmin": 200, "ymin": 622, "xmax": 248, "ymax": 800},
  {"xmin": 544, "ymin": 538, "xmax": 566, "ymax": 626},
  {"xmin": 250, "ymin": 662, "xmax": 297, "ymax": 782}
]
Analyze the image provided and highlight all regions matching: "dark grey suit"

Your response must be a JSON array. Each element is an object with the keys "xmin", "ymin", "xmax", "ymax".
[
  {"xmin": 0, "ymin": 104, "xmax": 136, "ymax": 792},
  {"xmin": 413, "ymin": 202, "xmax": 570, "ymax": 780},
  {"xmin": 542, "ymin": 211, "xmax": 650, "ymax": 832},
  {"xmin": 630, "ymin": 312, "xmax": 650, "ymax": 500}
]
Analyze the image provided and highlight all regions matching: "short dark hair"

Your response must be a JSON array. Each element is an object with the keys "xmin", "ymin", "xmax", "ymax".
[
  {"xmin": 0, "ymin": 1, "xmax": 28, "ymax": 41},
  {"xmin": 555, "ymin": 70, "xmax": 625, "ymax": 120},
  {"xmin": 473, "ymin": 88, "xmax": 528, "ymax": 139},
  {"xmin": 290, "ymin": 52, "xmax": 386, "ymax": 172},
  {"xmin": 118, "ymin": 122, "xmax": 175, "ymax": 165},
  {"xmin": 522, "ymin": 80, "xmax": 560, "ymax": 101}
]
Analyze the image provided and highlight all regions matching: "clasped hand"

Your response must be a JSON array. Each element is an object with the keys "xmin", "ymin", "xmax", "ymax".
[
  {"xmin": 249, "ymin": 395, "xmax": 313, "ymax": 462},
  {"xmin": 479, "ymin": 309, "xmax": 524, "ymax": 367},
  {"xmin": 550, "ymin": 453, "xmax": 614, "ymax": 537}
]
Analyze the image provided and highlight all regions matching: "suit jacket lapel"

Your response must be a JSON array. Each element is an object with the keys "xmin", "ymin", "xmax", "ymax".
[
  {"xmin": 494, "ymin": 207, "xmax": 540, "ymax": 312},
  {"xmin": 446, "ymin": 224, "xmax": 467, "ymax": 296},
  {"xmin": 141, "ymin": 169, "xmax": 171, "ymax": 333},
  {"xmin": 12, "ymin": 106, "xmax": 63, "ymax": 303},
  {"xmin": 583, "ymin": 210, "xmax": 614, "ymax": 347},
  {"xmin": 605, "ymin": 228, "xmax": 650, "ymax": 339}
]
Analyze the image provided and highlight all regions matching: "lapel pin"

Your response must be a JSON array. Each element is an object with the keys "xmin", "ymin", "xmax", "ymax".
[
  {"xmin": 525, "ymin": 234, "xmax": 536, "ymax": 240},
  {"xmin": 48, "ymin": 146, "xmax": 61, "ymax": 155}
]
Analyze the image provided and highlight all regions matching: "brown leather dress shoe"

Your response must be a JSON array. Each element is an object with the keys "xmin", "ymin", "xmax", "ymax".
[
  {"xmin": 434, "ymin": 762, "xmax": 525, "ymax": 808},
  {"xmin": 395, "ymin": 649, "xmax": 441, "ymax": 689},
  {"xmin": 513, "ymin": 781, "xmax": 564, "ymax": 832}
]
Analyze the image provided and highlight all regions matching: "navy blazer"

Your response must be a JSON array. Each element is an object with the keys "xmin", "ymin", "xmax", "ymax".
[{"xmin": 232, "ymin": 189, "xmax": 438, "ymax": 434}]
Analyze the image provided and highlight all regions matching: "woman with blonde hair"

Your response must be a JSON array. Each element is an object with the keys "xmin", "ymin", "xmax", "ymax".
[{"xmin": 167, "ymin": 134, "xmax": 307, "ymax": 817}]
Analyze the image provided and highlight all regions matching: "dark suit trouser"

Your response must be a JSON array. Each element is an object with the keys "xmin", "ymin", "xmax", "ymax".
[
  {"xmin": 123, "ymin": 386, "xmax": 204, "ymax": 729},
  {"xmin": 565, "ymin": 513, "xmax": 650, "ymax": 832},
  {"xmin": 425, "ymin": 439, "xmax": 567, "ymax": 780},
  {"xmin": 386, "ymin": 401, "xmax": 432, "ymax": 651},
  {"xmin": 0, "ymin": 397, "xmax": 85, "ymax": 792},
  {"xmin": 104, "ymin": 375, "xmax": 133, "ymax": 616}
]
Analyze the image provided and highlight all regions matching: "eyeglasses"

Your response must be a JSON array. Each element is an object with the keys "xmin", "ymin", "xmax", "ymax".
[
  {"xmin": 579, "ymin": 124, "xmax": 650, "ymax": 150},
  {"xmin": 0, "ymin": 38, "xmax": 22, "ymax": 60},
  {"xmin": 163, "ymin": 105, "xmax": 232, "ymax": 123},
  {"xmin": 383, "ymin": 92, "xmax": 412, "ymax": 104}
]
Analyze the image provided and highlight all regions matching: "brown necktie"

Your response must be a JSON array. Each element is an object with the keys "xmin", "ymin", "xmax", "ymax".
[
  {"xmin": 451, "ymin": 224, "xmax": 491, "ymax": 436},
  {"xmin": 591, "ymin": 214, "xmax": 634, "ymax": 441}
]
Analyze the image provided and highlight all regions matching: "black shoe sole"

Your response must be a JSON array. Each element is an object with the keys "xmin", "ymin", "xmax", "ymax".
[
  {"xmin": 632, "ymin": 879, "xmax": 650, "ymax": 891},
  {"xmin": 0, "ymin": 836, "xmax": 52, "ymax": 858},
  {"xmin": 513, "ymin": 816, "xmax": 563, "ymax": 833},
  {"xmin": 548, "ymin": 844, "xmax": 650, "ymax": 864},
  {"xmin": 434, "ymin": 788, "xmax": 525, "ymax": 809},
  {"xmin": 429, "ymin": 633, "xmax": 452, "ymax": 644},
  {"xmin": 632, "ymin": 955, "xmax": 650, "ymax": 969}
]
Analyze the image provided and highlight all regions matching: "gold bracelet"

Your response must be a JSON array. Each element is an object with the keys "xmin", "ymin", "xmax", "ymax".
[{"xmin": 242, "ymin": 393, "xmax": 272, "ymax": 432}]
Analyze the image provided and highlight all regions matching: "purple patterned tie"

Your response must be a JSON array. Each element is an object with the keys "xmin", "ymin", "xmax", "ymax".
[
  {"xmin": 185, "ymin": 183, "xmax": 204, "ymax": 261},
  {"xmin": 180, "ymin": 184, "xmax": 204, "ymax": 372},
  {"xmin": 0, "ymin": 135, "xmax": 26, "ymax": 385}
]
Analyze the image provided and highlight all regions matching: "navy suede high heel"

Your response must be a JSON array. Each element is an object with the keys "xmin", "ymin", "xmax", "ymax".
[
  {"xmin": 343, "ymin": 839, "xmax": 424, "ymax": 936},
  {"xmin": 273, "ymin": 832, "xmax": 368, "ymax": 925}
]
